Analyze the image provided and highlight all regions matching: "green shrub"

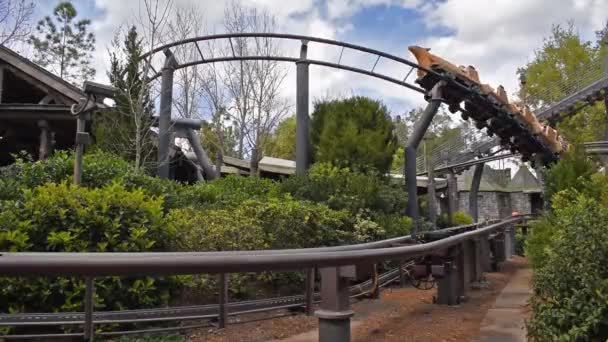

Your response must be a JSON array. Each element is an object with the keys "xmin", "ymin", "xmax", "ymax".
[
  {"xmin": 1, "ymin": 151, "xmax": 133, "ymax": 190},
  {"xmin": 243, "ymin": 197, "xmax": 354, "ymax": 248},
  {"xmin": 0, "ymin": 182, "xmax": 175, "ymax": 314},
  {"xmin": 452, "ymin": 211, "xmax": 473, "ymax": 225},
  {"xmin": 527, "ymin": 193, "xmax": 608, "ymax": 340},
  {"xmin": 280, "ymin": 163, "xmax": 406, "ymax": 216},
  {"xmin": 183, "ymin": 175, "xmax": 280, "ymax": 209}
]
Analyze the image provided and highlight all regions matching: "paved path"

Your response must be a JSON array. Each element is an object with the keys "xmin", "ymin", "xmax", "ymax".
[{"xmin": 474, "ymin": 263, "xmax": 532, "ymax": 342}]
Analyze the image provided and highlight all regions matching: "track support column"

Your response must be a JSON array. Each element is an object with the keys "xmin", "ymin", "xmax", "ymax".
[
  {"xmin": 436, "ymin": 260, "xmax": 458, "ymax": 305},
  {"xmin": 316, "ymin": 267, "xmax": 354, "ymax": 342},
  {"xmin": 158, "ymin": 49, "xmax": 178, "ymax": 179},
  {"xmin": 296, "ymin": 41, "xmax": 310, "ymax": 175},
  {"xmin": 447, "ymin": 169, "xmax": 458, "ymax": 225},
  {"xmin": 73, "ymin": 113, "xmax": 90, "ymax": 185},
  {"xmin": 469, "ymin": 162, "xmax": 485, "ymax": 222},
  {"xmin": 406, "ymin": 81, "xmax": 445, "ymax": 237}
]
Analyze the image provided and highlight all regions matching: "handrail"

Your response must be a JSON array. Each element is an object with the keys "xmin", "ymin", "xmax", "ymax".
[{"xmin": 0, "ymin": 218, "xmax": 520, "ymax": 277}]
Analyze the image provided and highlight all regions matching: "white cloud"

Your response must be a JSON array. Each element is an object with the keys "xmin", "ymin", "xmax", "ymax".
[
  {"xmin": 84, "ymin": 0, "xmax": 608, "ymax": 119},
  {"xmin": 417, "ymin": 0, "xmax": 608, "ymax": 99}
]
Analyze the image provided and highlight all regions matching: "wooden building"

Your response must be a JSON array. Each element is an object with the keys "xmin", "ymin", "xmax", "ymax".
[{"xmin": 0, "ymin": 46, "xmax": 86, "ymax": 166}]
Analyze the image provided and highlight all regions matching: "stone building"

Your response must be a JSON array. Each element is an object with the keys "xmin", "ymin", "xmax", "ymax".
[{"xmin": 453, "ymin": 165, "xmax": 543, "ymax": 221}]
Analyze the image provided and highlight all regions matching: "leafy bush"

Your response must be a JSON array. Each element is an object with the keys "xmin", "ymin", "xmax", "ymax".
[
  {"xmin": 452, "ymin": 211, "xmax": 473, "ymax": 225},
  {"xmin": 182, "ymin": 175, "xmax": 280, "ymax": 209},
  {"xmin": 0, "ymin": 182, "xmax": 175, "ymax": 314},
  {"xmin": 1, "ymin": 150, "xmax": 132, "ymax": 189},
  {"xmin": 527, "ymin": 192, "xmax": 608, "ymax": 340},
  {"xmin": 280, "ymin": 163, "xmax": 406, "ymax": 216}
]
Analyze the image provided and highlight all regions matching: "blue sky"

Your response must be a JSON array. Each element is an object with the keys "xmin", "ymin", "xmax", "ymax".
[{"xmin": 28, "ymin": 0, "xmax": 608, "ymax": 117}]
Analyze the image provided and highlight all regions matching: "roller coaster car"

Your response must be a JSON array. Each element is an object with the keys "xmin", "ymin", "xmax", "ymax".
[
  {"xmin": 514, "ymin": 106, "xmax": 543, "ymax": 135},
  {"xmin": 408, "ymin": 45, "xmax": 569, "ymax": 157},
  {"xmin": 540, "ymin": 124, "xmax": 563, "ymax": 154},
  {"xmin": 408, "ymin": 46, "xmax": 476, "ymax": 104}
]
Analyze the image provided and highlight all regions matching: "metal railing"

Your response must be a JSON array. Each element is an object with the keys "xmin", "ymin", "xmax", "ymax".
[{"xmin": 0, "ymin": 218, "xmax": 522, "ymax": 341}]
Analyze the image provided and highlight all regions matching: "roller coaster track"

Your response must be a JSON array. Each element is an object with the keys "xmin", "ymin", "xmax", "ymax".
[
  {"xmin": 0, "ymin": 264, "xmax": 407, "ymax": 338},
  {"xmin": 0, "ymin": 220, "xmax": 489, "ymax": 337}
]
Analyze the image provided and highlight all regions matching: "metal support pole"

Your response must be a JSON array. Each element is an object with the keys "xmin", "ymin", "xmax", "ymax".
[
  {"xmin": 472, "ymin": 238, "xmax": 483, "ymax": 282},
  {"xmin": 158, "ymin": 49, "xmax": 178, "ymax": 179},
  {"xmin": 426, "ymin": 139, "xmax": 437, "ymax": 228},
  {"xmin": 73, "ymin": 115, "xmax": 88, "ymax": 185},
  {"xmin": 406, "ymin": 82, "xmax": 444, "ymax": 237},
  {"xmin": 492, "ymin": 233, "xmax": 507, "ymax": 271},
  {"xmin": 186, "ymin": 128, "xmax": 218, "ymax": 180},
  {"xmin": 316, "ymin": 267, "xmax": 353, "ymax": 342},
  {"xmin": 218, "ymin": 273, "xmax": 228, "ymax": 329},
  {"xmin": 447, "ymin": 169, "xmax": 458, "ymax": 225},
  {"xmin": 480, "ymin": 235, "xmax": 492, "ymax": 272},
  {"xmin": 436, "ymin": 260, "xmax": 458, "ymax": 305},
  {"xmin": 84, "ymin": 277, "xmax": 94, "ymax": 341},
  {"xmin": 399, "ymin": 261, "xmax": 406, "ymax": 288},
  {"xmin": 305, "ymin": 268, "xmax": 315, "ymax": 316},
  {"xmin": 296, "ymin": 41, "xmax": 310, "ymax": 176},
  {"xmin": 456, "ymin": 243, "xmax": 472, "ymax": 300},
  {"xmin": 469, "ymin": 162, "xmax": 485, "ymax": 222}
]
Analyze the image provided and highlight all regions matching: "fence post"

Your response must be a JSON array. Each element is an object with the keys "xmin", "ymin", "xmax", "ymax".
[
  {"xmin": 84, "ymin": 277, "xmax": 94, "ymax": 341},
  {"xmin": 316, "ymin": 267, "xmax": 354, "ymax": 342},
  {"xmin": 218, "ymin": 273, "xmax": 228, "ymax": 329},
  {"xmin": 305, "ymin": 268, "xmax": 315, "ymax": 316},
  {"xmin": 456, "ymin": 243, "xmax": 472, "ymax": 300}
]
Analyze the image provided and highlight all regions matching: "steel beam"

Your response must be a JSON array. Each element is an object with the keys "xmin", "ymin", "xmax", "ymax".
[
  {"xmin": 426, "ymin": 139, "xmax": 437, "ymax": 228},
  {"xmin": 296, "ymin": 41, "xmax": 310, "ymax": 175},
  {"xmin": 447, "ymin": 169, "xmax": 458, "ymax": 225},
  {"xmin": 406, "ymin": 82, "xmax": 444, "ymax": 237},
  {"xmin": 316, "ymin": 267, "xmax": 353, "ymax": 342},
  {"xmin": 186, "ymin": 128, "xmax": 218, "ymax": 180},
  {"xmin": 158, "ymin": 49, "xmax": 178, "ymax": 179},
  {"xmin": 469, "ymin": 162, "xmax": 484, "ymax": 222}
]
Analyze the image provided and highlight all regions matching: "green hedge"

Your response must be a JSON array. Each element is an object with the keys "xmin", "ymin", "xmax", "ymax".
[
  {"xmin": 0, "ymin": 182, "xmax": 175, "ymax": 314},
  {"xmin": 527, "ymin": 192, "xmax": 608, "ymax": 340},
  {"xmin": 0, "ymin": 152, "xmax": 414, "ymax": 312}
]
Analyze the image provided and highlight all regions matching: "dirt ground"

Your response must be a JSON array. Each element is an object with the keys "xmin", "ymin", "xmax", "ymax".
[{"xmin": 187, "ymin": 257, "xmax": 529, "ymax": 342}]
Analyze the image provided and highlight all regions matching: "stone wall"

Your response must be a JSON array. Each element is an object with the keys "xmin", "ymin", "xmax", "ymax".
[
  {"xmin": 457, "ymin": 191, "xmax": 512, "ymax": 221},
  {"xmin": 510, "ymin": 192, "xmax": 532, "ymax": 215}
]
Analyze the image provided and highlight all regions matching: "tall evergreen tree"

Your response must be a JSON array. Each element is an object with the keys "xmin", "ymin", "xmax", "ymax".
[
  {"xmin": 93, "ymin": 26, "xmax": 154, "ymax": 169},
  {"xmin": 310, "ymin": 96, "xmax": 397, "ymax": 174},
  {"xmin": 28, "ymin": 1, "xmax": 95, "ymax": 85}
]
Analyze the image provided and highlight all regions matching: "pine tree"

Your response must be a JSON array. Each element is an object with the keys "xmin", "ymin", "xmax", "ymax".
[
  {"xmin": 28, "ymin": 1, "xmax": 95, "ymax": 85},
  {"xmin": 93, "ymin": 26, "xmax": 155, "ymax": 169}
]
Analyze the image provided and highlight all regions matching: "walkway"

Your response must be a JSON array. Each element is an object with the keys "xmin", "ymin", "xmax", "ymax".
[
  {"xmin": 474, "ymin": 260, "xmax": 532, "ymax": 342},
  {"xmin": 187, "ymin": 257, "xmax": 531, "ymax": 342}
]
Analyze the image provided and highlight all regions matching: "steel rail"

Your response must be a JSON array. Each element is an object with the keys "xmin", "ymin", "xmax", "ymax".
[
  {"xmin": 147, "ymin": 55, "xmax": 426, "ymax": 94},
  {"xmin": 0, "ymin": 218, "xmax": 519, "ymax": 276},
  {"xmin": 139, "ymin": 33, "xmax": 431, "ymax": 74},
  {"xmin": 417, "ymin": 152, "xmax": 519, "ymax": 176}
]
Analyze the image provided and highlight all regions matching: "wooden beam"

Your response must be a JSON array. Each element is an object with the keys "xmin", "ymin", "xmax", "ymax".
[
  {"xmin": 2, "ymin": 64, "xmax": 72, "ymax": 105},
  {"xmin": 0, "ymin": 47, "xmax": 83, "ymax": 103}
]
